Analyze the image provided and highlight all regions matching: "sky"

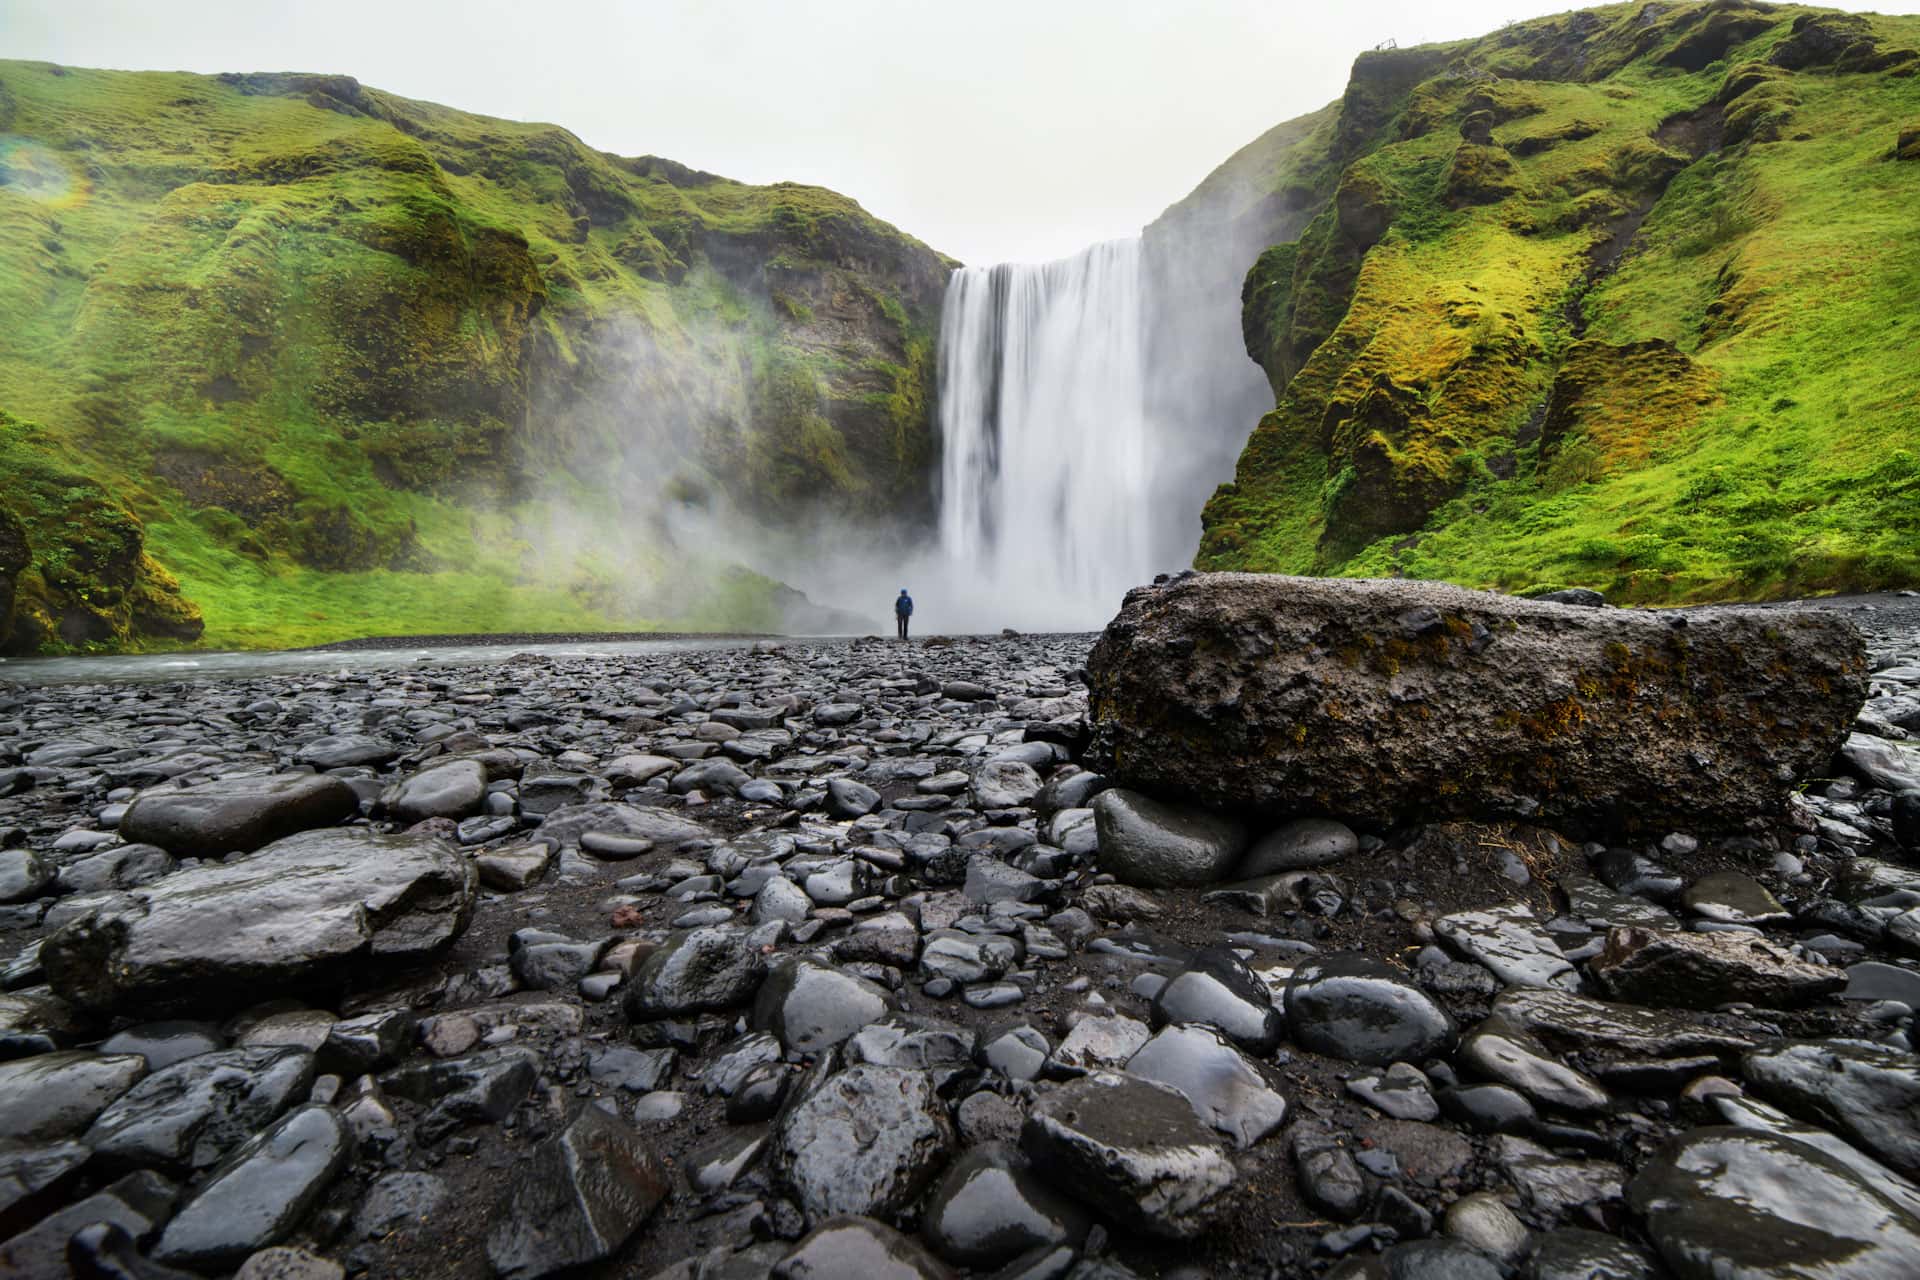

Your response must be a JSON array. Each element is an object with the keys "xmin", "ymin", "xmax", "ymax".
[{"xmin": 6, "ymin": 0, "xmax": 1918, "ymax": 265}]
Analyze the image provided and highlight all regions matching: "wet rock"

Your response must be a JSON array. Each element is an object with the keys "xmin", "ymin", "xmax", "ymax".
[
  {"xmin": 1085, "ymin": 574, "xmax": 1866, "ymax": 830},
  {"xmin": 752, "ymin": 957, "xmax": 892, "ymax": 1053},
  {"xmin": 1286, "ymin": 954, "xmax": 1454, "ymax": 1065},
  {"xmin": 1149, "ymin": 946, "xmax": 1285, "ymax": 1054},
  {"xmin": 1052, "ymin": 1014, "xmax": 1150, "ymax": 1071},
  {"xmin": 774, "ymin": 1215, "xmax": 957, "ymax": 1279},
  {"xmin": 0, "ymin": 848, "xmax": 54, "ymax": 903},
  {"xmin": 0, "ymin": 1050, "xmax": 147, "ymax": 1141},
  {"xmin": 120, "ymin": 773, "xmax": 358, "ymax": 858},
  {"xmin": 86, "ymin": 1046, "xmax": 315, "ymax": 1171},
  {"xmin": 382, "ymin": 758, "xmax": 488, "ymax": 823},
  {"xmin": 537, "ymin": 802, "xmax": 709, "ymax": 851},
  {"xmin": 0, "ymin": 1140, "xmax": 90, "ymax": 1238},
  {"xmin": 152, "ymin": 1105, "xmax": 352, "ymax": 1270},
  {"xmin": 921, "ymin": 1142, "xmax": 1092, "ymax": 1269},
  {"xmin": 43, "ymin": 827, "xmax": 476, "ymax": 1016},
  {"xmin": 0, "ymin": 1169, "xmax": 177, "ymax": 1277},
  {"xmin": 1590, "ymin": 927, "xmax": 1846, "ymax": 1009},
  {"xmin": 1489, "ymin": 986, "xmax": 1755, "ymax": 1060},
  {"xmin": 844, "ymin": 1016, "xmax": 975, "ymax": 1072},
  {"xmin": 1629, "ymin": 1127, "xmax": 1920, "ymax": 1278},
  {"xmin": 1437, "ymin": 1083, "xmax": 1536, "ymax": 1135},
  {"xmin": 973, "ymin": 759, "xmax": 1044, "ymax": 810},
  {"xmin": 57, "ymin": 843, "xmax": 176, "ymax": 894},
  {"xmin": 1435, "ymin": 903, "xmax": 1579, "ymax": 990},
  {"xmin": 1291, "ymin": 1121, "xmax": 1366, "ymax": 1220},
  {"xmin": 1559, "ymin": 876, "xmax": 1677, "ymax": 931},
  {"xmin": 625, "ymin": 926, "xmax": 769, "ymax": 1019},
  {"xmin": 1348, "ymin": 1062, "xmax": 1439, "ymax": 1121},
  {"xmin": 1593, "ymin": 849, "xmax": 1684, "ymax": 903},
  {"xmin": 1459, "ymin": 1018, "xmax": 1610, "ymax": 1113},
  {"xmin": 485, "ymin": 1106, "xmax": 670, "ymax": 1279},
  {"xmin": 1238, "ymin": 818, "xmax": 1358, "ymax": 874},
  {"xmin": 827, "ymin": 778, "xmax": 882, "ymax": 819},
  {"xmin": 1524, "ymin": 1229, "xmax": 1657, "ymax": 1280},
  {"xmin": 379, "ymin": 1046, "xmax": 539, "ymax": 1142},
  {"xmin": 1079, "ymin": 883, "xmax": 1163, "ymax": 921},
  {"xmin": 295, "ymin": 735, "xmax": 398, "ymax": 770},
  {"xmin": 1682, "ymin": 872, "xmax": 1789, "ymax": 926},
  {"xmin": 1091, "ymin": 789, "xmax": 1250, "ymax": 887},
  {"xmin": 1021, "ymin": 1070, "xmax": 1235, "ymax": 1239},
  {"xmin": 587, "ymin": 1045, "xmax": 675, "ymax": 1093},
  {"xmin": 1126, "ymin": 1024, "xmax": 1288, "ymax": 1148},
  {"xmin": 97, "ymin": 1021, "xmax": 221, "ymax": 1072},
  {"xmin": 1743, "ymin": 1040, "xmax": 1920, "ymax": 1177},
  {"xmin": 1443, "ymin": 1191, "xmax": 1528, "ymax": 1261},
  {"xmin": 1495, "ymin": 1135, "xmax": 1623, "ymax": 1215},
  {"xmin": 774, "ymin": 1064, "xmax": 955, "ymax": 1221}
]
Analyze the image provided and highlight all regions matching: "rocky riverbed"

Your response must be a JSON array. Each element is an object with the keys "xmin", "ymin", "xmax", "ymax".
[{"xmin": 5, "ymin": 583, "xmax": 1920, "ymax": 1279}]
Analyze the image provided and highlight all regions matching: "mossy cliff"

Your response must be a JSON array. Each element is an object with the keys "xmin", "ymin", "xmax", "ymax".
[
  {"xmin": 1197, "ymin": 3, "xmax": 1920, "ymax": 603},
  {"xmin": 0, "ymin": 64, "xmax": 950, "ymax": 652}
]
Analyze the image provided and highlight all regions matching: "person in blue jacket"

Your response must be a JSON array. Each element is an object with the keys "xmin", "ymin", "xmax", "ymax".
[{"xmin": 895, "ymin": 588, "xmax": 914, "ymax": 640}]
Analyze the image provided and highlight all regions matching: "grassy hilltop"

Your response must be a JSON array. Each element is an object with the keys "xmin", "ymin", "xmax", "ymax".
[
  {"xmin": 0, "ymin": 64, "xmax": 949, "ymax": 652},
  {"xmin": 1195, "ymin": 2, "xmax": 1920, "ymax": 603}
]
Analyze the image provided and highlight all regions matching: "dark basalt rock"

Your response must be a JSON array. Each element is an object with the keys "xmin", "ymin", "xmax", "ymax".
[
  {"xmin": 1149, "ymin": 946, "xmax": 1286, "ymax": 1054},
  {"xmin": 1742, "ymin": 1040, "xmax": 1920, "ymax": 1178},
  {"xmin": 0, "ymin": 1050, "xmax": 147, "ymax": 1143},
  {"xmin": 1589, "ymin": 926, "xmax": 1847, "ymax": 1009},
  {"xmin": 1285, "ymin": 953, "xmax": 1454, "ymax": 1066},
  {"xmin": 86, "ymin": 1047, "xmax": 315, "ymax": 1172},
  {"xmin": 1086, "ymin": 574, "xmax": 1865, "ymax": 833},
  {"xmin": 379, "ymin": 1047, "xmax": 539, "ymax": 1143},
  {"xmin": 773, "ymin": 1064, "xmax": 955, "ymax": 1222},
  {"xmin": 151, "ymin": 1104, "xmax": 352, "ymax": 1270},
  {"xmin": 485, "ymin": 1106, "xmax": 671, "ymax": 1279},
  {"xmin": 773, "ymin": 1215, "xmax": 957, "ymax": 1279},
  {"xmin": 752, "ymin": 956, "xmax": 892, "ymax": 1053},
  {"xmin": 1629, "ymin": 1127, "xmax": 1920, "ymax": 1279},
  {"xmin": 920, "ymin": 1142, "xmax": 1091, "ymax": 1269},
  {"xmin": 42, "ymin": 828, "xmax": 475, "ymax": 1016},
  {"xmin": 1092, "ymin": 788, "xmax": 1250, "ymax": 887},
  {"xmin": 1020, "ymin": 1071, "xmax": 1235, "ymax": 1239},
  {"xmin": 119, "ymin": 773, "xmax": 358, "ymax": 858},
  {"xmin": 625, "ymin": 926, "xmax": 770, "ymax": 1020},
  {"xmin": 1126, "ymin": 1024, "xmax": 1288, "ymax": 1148},
  {"xmin": 0, "ymin": 1169, "xmax": 176, "ymax": 1278}
]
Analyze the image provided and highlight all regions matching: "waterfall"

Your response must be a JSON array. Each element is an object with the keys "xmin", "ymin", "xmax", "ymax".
[{"xmin": 935, "ymin": 239, "xmax": 1162, "ymax": 629}]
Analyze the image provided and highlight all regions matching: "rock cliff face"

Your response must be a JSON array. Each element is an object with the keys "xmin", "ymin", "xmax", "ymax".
[
  {"xmin": 0, "ymin": 63, "xmax": 951, "ymax": 652},
  {"xmin": 1196, "ymin": 3, "xmax": 1920, "ymax": 604}
]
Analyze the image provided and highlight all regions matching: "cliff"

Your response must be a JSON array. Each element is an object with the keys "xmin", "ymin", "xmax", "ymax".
[
  {"xmin": 1196, "ymin": 2, "xmax": 1920, "ymax": 603},
  {"xmin": 0, "ymin": 63, "xmax": 951, "ymax": 651}
]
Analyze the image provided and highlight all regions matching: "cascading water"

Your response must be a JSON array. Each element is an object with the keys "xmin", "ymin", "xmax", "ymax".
[{"xmin": 936, "ymin": 239, "xmax": 1163, "ymax": 630}]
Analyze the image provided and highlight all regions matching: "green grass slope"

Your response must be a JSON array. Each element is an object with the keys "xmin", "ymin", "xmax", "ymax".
[
  {"xmin": 1197, "ymin": 2, "xmax": 1920, "ymax": 603},
  {"xmin": 0, "ymin": 64, "xmax": 950, "ymax": 652}
]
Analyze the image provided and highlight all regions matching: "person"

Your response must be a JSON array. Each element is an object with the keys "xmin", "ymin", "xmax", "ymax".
[{"xmin": 895, "ymin": 588, "xmax": 914, "ymax": 640}]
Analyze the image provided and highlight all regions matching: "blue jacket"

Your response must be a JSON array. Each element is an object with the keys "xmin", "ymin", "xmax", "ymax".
[{"xmin": 896, "ymin": 593, "xmax": 914, "ymax": 617}]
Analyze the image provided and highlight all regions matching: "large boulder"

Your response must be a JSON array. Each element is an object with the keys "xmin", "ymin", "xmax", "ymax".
[
  {"xmin": 42, "ymin": 828, "xmax": 476, "ymax": 1015},
  {"xmin": 1086, "ymin": 574, "xmax": 1865, "ymax": 833}
]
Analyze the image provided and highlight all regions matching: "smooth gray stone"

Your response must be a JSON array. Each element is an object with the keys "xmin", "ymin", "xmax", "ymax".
[
  {"xmin": 382, "ymin": 758, "xmax": 488, "ymax": 823},
  {"xmin": 0, "ymin": 849, "xmax": 55, "ymax": 904},
  {"xmin": 773, "ymin": 1215, "xmax": 957, "ymax": 1279},
  {"xmin": 1237, "ymin": 818, "xmax": 1358, "ymax": 875},
  {"xmin": 537, "ymin": 802, "xmax": 709, "ymax": 851},
  {"xmin": 1743, "ymin": 1040, "xmax": 1920, "ymax": 1178},
  {"xmin": 1092, "ymin": 789, "xmax": 1250, "ymax": 888},
  {"xmin": 1286, "ymin": 953, "xmax": 1454, "ymax": 1066},
  {"xmin": 0, "ymin": 1169, "xmax": 177, "ymax": 1277},
  {"xmin": 119, "ymin": 772, "xmax": 359, "ymax": 859},
  {"xmin": 625, "ymin": 926, "xmax": 768, "ymax": 1020}
]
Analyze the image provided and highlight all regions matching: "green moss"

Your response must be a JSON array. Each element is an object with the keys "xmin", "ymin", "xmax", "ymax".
[{"xmin": 1201, "ymin": 2, "xmax": 1920, "ymax": 604}]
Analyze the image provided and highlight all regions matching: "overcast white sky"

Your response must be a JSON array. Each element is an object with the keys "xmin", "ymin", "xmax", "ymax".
[{"xmin": 6, "ymin": 1, "xmax": 1916, "ymax": 263}]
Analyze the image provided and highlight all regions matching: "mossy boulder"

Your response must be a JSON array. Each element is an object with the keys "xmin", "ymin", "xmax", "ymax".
[
  {"xmin": 1444, "ymin": 143, "xmax": 1524, "ymax": 206},
  {"xmin": 1771, "ymin": 12, "xmax": 1876, "ymax": 70},
  {"xmin": 1900, "ymin": 124, "xmax": 1920, "ymax": 160},
  {"xmin": 1086, "ymin": 573, "xmax": 1868, "ymax": 836},
  {"xmin": 1539, "ymin": 341, "xmax": 1721, "ymax": 485}
]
